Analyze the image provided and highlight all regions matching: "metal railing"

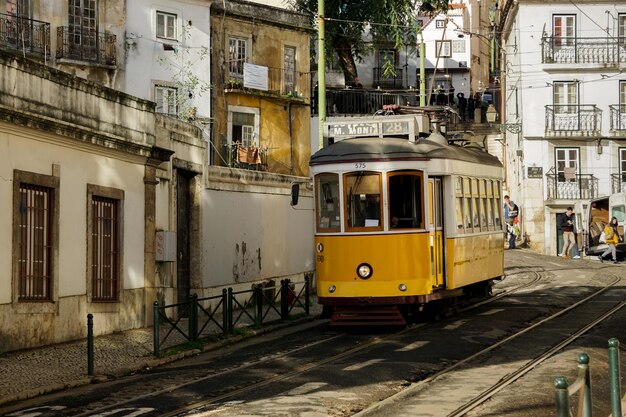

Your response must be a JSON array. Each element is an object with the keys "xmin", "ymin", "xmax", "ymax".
[
  {"xmin": 152, "ymin": 276, "xmax": 311, "ymax": 356},
  {"xmin": 542, "ymin": 36, "xmax": 626, "ymax": 64},
  {"xmin": 546, "ymin": 173, "xmax": 598, "ymax": 200},
  {"xmin": 373, "ymin": 67, "xmax": 404, "ymax": 89},
  {"xmin": 223, "ymin": 143, "xmax": 268, "ymax": 171},
  {"xmin": 545, "ymin": 105, "xmax": 602, "ymax": 136},
  {"xmin": 611, "ymin": 173, "xmax": 626, "ymax": 194},
  {"xmin": 226, "ymin": 64, "xmax": 310, "ymax": 99},
  {"xmin": 609, "ymin": 105, "xmax": 626, "ymax": 133},
  {"xmin": 555, "ymin": 338, "xmax": 622, "ymax": 417},
  {"xmin": 0, "ymin": 13, "xmax": 50, "ymax": 58},
  {"xmin": 311, "ymin": 88, "xmax": 419, "ymax": 115},
  {"xmin": 56, "ymin": 26, "xmax": 116, "ymax": 66}
]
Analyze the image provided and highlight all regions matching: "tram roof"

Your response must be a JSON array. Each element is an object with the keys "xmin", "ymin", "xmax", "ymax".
[{"xmin": 310, "ymin": 137, "xmax": 502, "ymax": 167}]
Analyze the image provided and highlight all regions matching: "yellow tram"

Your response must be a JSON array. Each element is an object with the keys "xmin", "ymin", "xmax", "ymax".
[{"xmin": 310, "ymin": 118, "xmax": 505, "ymax": 324}]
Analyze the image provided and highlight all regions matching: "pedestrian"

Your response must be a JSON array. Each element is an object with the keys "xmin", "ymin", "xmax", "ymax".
[
  {"xmin": 467, "ymin": 94, "xmax": 475, "ymax": 121},
  {"xmin": 503, "ymin": 195, "xmax": 519, "ymax": 249},
  {"xmin": 599, "ymin": 217, "xmax": 621, "ymax": 264},
  {"xmin": 436, "ymin": 85, "xmax": 445, "ymax": 105},
  {"xmin": 448, "ymin": 84, "xmax": 455, "ymax": 106},
  {"xmin": 457, "ymin": 92, "xmax": 467, "ymax": 121},
  {"xmin": 557, "ymin": 207, "xmax": 579, "ymax": 259}
]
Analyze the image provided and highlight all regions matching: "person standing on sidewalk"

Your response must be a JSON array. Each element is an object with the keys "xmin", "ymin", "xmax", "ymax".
[
  {"xmin": 503, "ymin": 195, "xmax": 518, "ymax": 249},
  {"xmin": 599, "ymin": 217, "xmax": 621, "ymax": 264},
  {"xmin": 558, "ymin": 207, "xmax": 579, "ymax": 258}
]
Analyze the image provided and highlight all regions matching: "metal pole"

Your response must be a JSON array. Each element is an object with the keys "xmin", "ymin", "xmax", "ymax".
[
  {"xmin": 419, "ymin": 33, "xmax": 425, "ymax": 107},
  {"xmin": 227, "ymin": 288, "xmax": 234, "ymax": 334},
  {"xmin": 255, "ymin": 285, "xmax": 263, "ymax": 326},
  {"xmin": 222, "ymin": 289, "xmax": 228, "ymax": 335},
  {"xmin": 281, "ymin": 280, "xmax": 289, "ymax": 320},
  {"xmin": 317, "ymin": 0, "xmax": 326, "ymax": 150},
  {"xmin": 609, "ymin": 338, "xmax": 622, "ymax": 417},
  {"xmin": 578, "ymin": 353, "xmax": 592, "ymax": 417},
  {"xmin": 87, "ymin": 313, "xmax": 94, "ymax": 376},
  {"xmin": 304, "ymin": 274, "xmax": 310, "ymax": 315},
  {"xmin": 153, "ymin": 301, "xmax": 159, "ymax": 357},
  {"xmin": 190, "ymin": 294, "xmax": 198, "ymax": 341},
  {"xmin": 555, "ymin": 376, "xmax": 569, "ymax": 417}
]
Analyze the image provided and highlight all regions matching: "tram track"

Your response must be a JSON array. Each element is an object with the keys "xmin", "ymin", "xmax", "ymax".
[{"xmin": 354, "ymin": 274, "xmax": 624, "ymax": 417}]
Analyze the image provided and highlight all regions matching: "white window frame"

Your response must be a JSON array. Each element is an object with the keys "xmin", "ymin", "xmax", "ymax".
[
  {"xmin": 435, "ymin": 20, "xmax": 445, "ymax": 28},
  {"xmin": 553, "ymin": 81, "xmax": 578, "ymax": 114},
  {"xmin": 154, "ymin": 84, "xmax": 178, "ymax": 115},
  {"xmin": 555, "ymin": 147, "xmax": 579, "ymax": 183},
  {"xmin": 619, "ymin": 14, "xmax": 626, "ymax": 43},
  {"xmin": 227, "ymin": 106, "xmax": 260, "ymax": 147},
  {"xmin": 435, "ymin": 40, "xmax": 451, "ymax": 58},
  {"xmin": 156, "ymin": 10, "xmax": 178, "ymax": 41},
  {"xmin": 228, "ymin": 36, "xmax": 249, "ymax": 81},
  {"xmin": 452, "ymin": 39, "xmax": 466, "ymax": 53},
  {"xmin": 553, "ymin": 14, "xmax": 575, "ymax": 47}
]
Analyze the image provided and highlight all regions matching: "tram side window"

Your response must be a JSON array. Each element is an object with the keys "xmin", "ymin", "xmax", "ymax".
[
  {"xmin": 463, "ymin": 177, "xmax": 473, "ymax": 230},
  {"xmin": 345, "ymin": 171, "xmax": 382, "ymax": 229},
  {"xmin": 316, "ymin": 173, "xmax": 341, "ymax": 231},
  {"xmin": 479, "ymin": 180, "xmax": 488, "ymax": 231},
  {"xmin": 471, "ymin": 179, "xmax": 480, "ymax": 230},
  {"xmin": 388, "ymin": 172, "xmax": 424, "ymax": 229},
  {"xmin": 454, "ymin": 177, "xmax": 465, "ymax": 233},
  {"xmin": 486, "ymin": 180, "xmax": 494, "ymax": 230},
  {"xmin": 493, "ymin": 180, "xmax": 502, "ymax": 228}
]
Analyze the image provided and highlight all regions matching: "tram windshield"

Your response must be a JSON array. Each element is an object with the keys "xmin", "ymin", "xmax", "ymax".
[
  {"xmin": 388, "ymin": 171, "xmax": 424, "ymax": 229},
  {"xmin": 315, "ymin": 174, "xmax": 341, "ymax": 231},
  {"xmin": 345, "ymin": 172, "xmax": 382, "ymax": 230}
]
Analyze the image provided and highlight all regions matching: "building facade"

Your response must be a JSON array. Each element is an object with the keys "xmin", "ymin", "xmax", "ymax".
[{"xmin": 499, "ymin": 0, "xmax": 626, "ymax": 254}]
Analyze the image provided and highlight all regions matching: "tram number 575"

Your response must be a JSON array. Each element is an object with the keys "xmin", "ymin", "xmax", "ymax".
[{"xmin": 354, "ymin": 162, "xmax": 366, "ymax": 169}]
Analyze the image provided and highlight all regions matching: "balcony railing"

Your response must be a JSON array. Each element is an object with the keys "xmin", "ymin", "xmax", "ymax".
[
  {"xmin": 611, "ymin": 173, "xmax": 626, "ymax": 194},
  {"xmin": 0, "ymin": 13, "xmax": 50, "ymax": 58},
  {"xmin": 545, "ymin": 105, "xmax": 602, "ymax": 137},
  {"xmin": 56, "ymin": 26, "xmax": 116, "ymax": 66},
  {"xmin": 542, "ymin": 36, "xmax": 626, "ymax": 64},
  {"xmin": 225, "ymin": 64, "xmax": 310, "ymax": 100},
  {"xmin": 373, "ymin": 67, "xmax": 404, "ymax": 88},
  {"xmin": 546, "ymin": 173, "xmax": 598, "ymax": 200},
  {"xmin": 609, "ymin": 105, "xmax": 626, "ymax": 135},
  {"xmin": 311, "ymin": 88, "xmax": 419, "ymax": 115}
]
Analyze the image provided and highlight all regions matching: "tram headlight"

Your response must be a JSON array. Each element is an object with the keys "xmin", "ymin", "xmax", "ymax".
[
  {"xmin": 399, "ymin": 284, "xmax": 407, "ymax": 292},
  {"xmin": 328, "ymin": 285, "xmax": 336, "ymax": 293},
  {"xmin": 356, "ymin": 263, "xmax": 373, "ymax": 279}
]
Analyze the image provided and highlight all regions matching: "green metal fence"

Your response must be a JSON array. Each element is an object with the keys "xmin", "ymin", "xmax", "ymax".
[{"xmin": 152, "ymin": 276, "xmax": 311, "ymax": 356}]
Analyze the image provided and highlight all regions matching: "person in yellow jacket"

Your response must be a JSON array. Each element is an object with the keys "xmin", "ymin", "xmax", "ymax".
[{"xmin": 599, "ymin": 217, "xmax": 621, "ymax": 264}]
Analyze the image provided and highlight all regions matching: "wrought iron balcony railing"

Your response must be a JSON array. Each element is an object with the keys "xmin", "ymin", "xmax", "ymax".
[
  {"xmin": 545, "ymin": 105, "xmax": 602, "ymax": 137},
  {"xmin": 611, "ymin": 173, "xmax": 626, "ymax": 194},
  {"xmin": 542, "ymin": 36, "xmax": 626, "ymax": 64},
  {"xmin": 609, "ymin": 105, "xmax": 626, "ymax": 135},
  {"xmin": 546, "ymin": 173, "xmax": 598, "ymax": 200},
  {"xmin": 56, "ymin": 26, "xmax": 116, "ymax": 66},
  {"xmin": 311, "ymin": 88, "xmax": 417, "ymax": 116},
  {"xmin": 0, "ymin": 13, "xmax": 50, "ymax": 58},
  {"xmin": 373, "ymin": 67, "xmax": 404, "ymax": 89}
]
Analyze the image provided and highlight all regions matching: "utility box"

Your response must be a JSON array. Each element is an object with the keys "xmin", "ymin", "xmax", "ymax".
[{"xmin": 155, "ymin": 231, "xmax": 176, "ymax": 262}]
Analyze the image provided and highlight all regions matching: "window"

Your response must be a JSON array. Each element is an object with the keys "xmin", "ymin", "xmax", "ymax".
[
  {"xmin": 435, "ymin": 40, "xmax": 451, "ymax": 58},
  {"xmin": 155, "ymin": 85, "xmax": 178, "ymax": 115},
  {"xmin": 316, "ymin": 174, "xmax": 340, "ymax": 231},
  {"xmin": 454, "ymin": 177, "xmax": 465, "ymax": 233},
  {"xmin": 556, "ymin": 148, "xmax": 579, "ymax": 183},
  {"xmin": 231, "ymin": 112, "xmax": 256, "ymax": 146},
  {"xmin": 620, "ymin": 14, "xmax": 626, "ymax": 44},
  {"xmin": 620, "ymin": 81, "xmax": 626, "ymax": 112},
  {"xmin": 436, "ymin": 20, "xmax": 445, "ymax": 28},
  {"xmin": 283, "ymin": 46, "xmax": 296, "ymax": 94},
  {"xmin": 68, "ymin": 0, "xmax": 98, "ymax": 58},
  {"xmin": 486, "ymin": 180, "xmax": 494, "ymax": 229},
  {"xmin": 452, "ymin": 40, "xmax": 466, "ymax": 53},
  {"xmin": 553, "ymin": 81, "xmax": 578, "ymax": 114},
  {"xmin": 344, "ymin": 172, "xmax": 382, "ymax": 230},
  {"xmin": 87, "ymin": 185, "xmax": 123, "ymax": 302},
  {"xmin": 553, "ymin": 14, "xmax": 575, "ymax": 47},
  {"xmin": 619, "ymin": 148, "xmax": 626, "ymax": 183},
  {"xmin": 156, "ymin": 11, "xmax": 177, "ymax": 40},
  {"xmin": 463, "ymin": 177, "xmax": 473, "ymax": 231},
  {"xmin": 13, "ymin": 170, "xmax": 59, "ymax": 304},
  {"xmin": 377, "ymin": 49, "xmax": 396, "ymax": 68},
  {"xmin": 471, "ymin": 178, "xmax": 480, "ymax": 230},
  {"xmin": 388, "ymin": 171, "xmax": 424, "ymax": 229},
  {"xmin": 479, "ymin": 180, "xmax": 487, "ymax": 230},
  {"xmin": 228, "ymin": 37, "xmax": 248, "ymax": 81},
  {"xmin": 493, "ymin": 181, "xmax": 501, "ymax": 228}
]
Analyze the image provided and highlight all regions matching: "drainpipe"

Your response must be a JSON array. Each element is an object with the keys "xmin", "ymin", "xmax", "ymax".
[{"xmin": 317, "ymin": 0, "xmax": 326, "ymax": 150}]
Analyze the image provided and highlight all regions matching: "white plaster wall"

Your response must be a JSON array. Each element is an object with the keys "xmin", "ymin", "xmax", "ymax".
[
  {"xmin": 0, "ymin": 125, "xmax": 147, "ymax": 300},
  {"xmin": 202, "ymin": 187, "xmax": 314, "ymax": 288},
  {"xmin": 125, "ymin": 0, "xmax": 212, "ymax": 118}
]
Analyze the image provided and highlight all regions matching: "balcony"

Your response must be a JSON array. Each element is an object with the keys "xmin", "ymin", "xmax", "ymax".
[
  {"xmin": 546, "ymin": 173, "xmax": 598, "ymax": 200},
  {"xmin": 56, "ymin": 27, "xmax": 116, "ymax": 66},
  {"xmin": 609, "ymin": 105, "xmax": 626, "ymax": 136},
  {"xmin": 373, "ymin": 67, "xmax": 404, "ymax": 89},
  {"xmin": 0, "ymin": 13, "xmax": 50, "ymax": 59},
  {"xmin": 225, "ymin": 64, "xmax": 310, "ymax": 102},
  {"xmin": 545, "ymin": 105, "xmax": 602, "ymax": 137},
  {"xmin": 311, "ymin": 88, "xmax": 419, "ymax": 116},
  {"xmin": 542, "ymin": 36, "xmax": 626, "ymax": 65}
]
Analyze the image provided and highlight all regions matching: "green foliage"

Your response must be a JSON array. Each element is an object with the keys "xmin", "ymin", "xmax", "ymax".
[{"xmin": 287, "ymin": 0, "xmax": 450, "ymax": 78}]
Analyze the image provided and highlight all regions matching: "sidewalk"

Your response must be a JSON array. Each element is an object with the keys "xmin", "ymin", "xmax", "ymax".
[{"xmin": 0, "ymin": 308, "xmax": 322, "ymax": 407}]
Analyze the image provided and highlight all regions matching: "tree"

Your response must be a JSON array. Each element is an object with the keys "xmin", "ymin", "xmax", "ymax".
[{"xmin": 288, "ymin": 0, "xmax": 449, "ymax": 85}]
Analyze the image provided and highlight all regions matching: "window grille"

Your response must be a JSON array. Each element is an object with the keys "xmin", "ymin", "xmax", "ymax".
[
  {"xmin": 18, "ymin": 183, "xmax": 53, "ymax": 301},
  {"xmin": 91, "ymin": 196, "xmax": 118, "ymax": 301}
]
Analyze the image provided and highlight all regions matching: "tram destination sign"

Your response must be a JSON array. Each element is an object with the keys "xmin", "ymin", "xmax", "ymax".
[{"xmin": 326, "ymin": 120, "xmax": 411, "ymax": 138}]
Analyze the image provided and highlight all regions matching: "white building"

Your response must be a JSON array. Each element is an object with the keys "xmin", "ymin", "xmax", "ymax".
[{"xmin": 500, "ymin": 0, "xmax": 626, "ymax": 254}]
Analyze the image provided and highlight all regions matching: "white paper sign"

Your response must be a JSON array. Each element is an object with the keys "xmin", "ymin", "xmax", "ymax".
[{"xmin": 244, "ymin": 63, "xmax": 268, "ymax": 91}]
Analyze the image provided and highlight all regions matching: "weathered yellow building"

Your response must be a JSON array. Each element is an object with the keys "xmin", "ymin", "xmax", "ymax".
[{"xmin": 210, "ymin": 0, "xmax": 313, "ymax": 176}]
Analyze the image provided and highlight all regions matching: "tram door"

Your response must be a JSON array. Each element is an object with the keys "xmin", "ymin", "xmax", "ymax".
[{"xmin": 428, "ymin": 178, "xmax": 444, "ymax": 286}]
